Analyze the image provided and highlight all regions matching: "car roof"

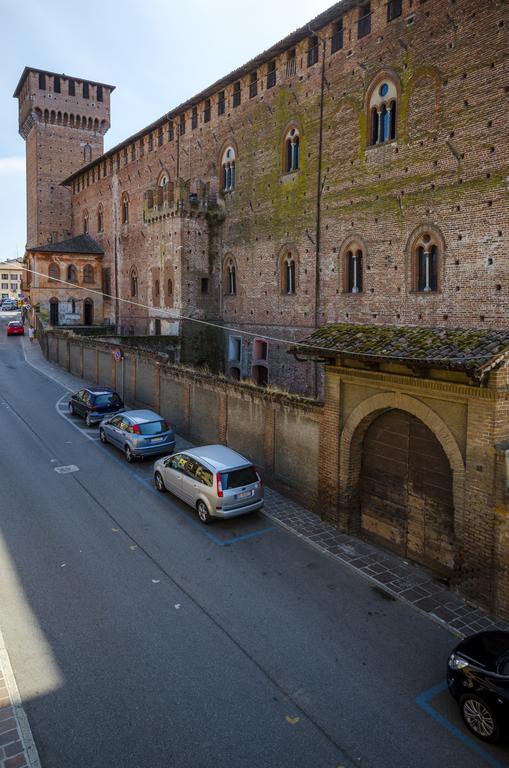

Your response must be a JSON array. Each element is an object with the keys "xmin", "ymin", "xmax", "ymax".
[
  {"xmin": 180, "ymin": 445, "xmax": 252, "ymax": 472},
  {"xmin": 122, "ymin": 409, "xmax": 162, "ymax": 423}
]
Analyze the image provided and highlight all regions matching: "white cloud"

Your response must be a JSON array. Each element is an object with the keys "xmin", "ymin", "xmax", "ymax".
[{"xmin": 0, "ymin": 157, "xmax": 25, "ymax": 175}]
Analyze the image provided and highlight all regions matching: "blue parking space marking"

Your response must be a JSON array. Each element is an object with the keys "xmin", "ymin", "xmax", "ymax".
[
  {"xmin": 56, "ymin": 395, "xmax": 276, "ymax": 547},
  {"xmin": 415, "ymin": 682, "xmax": 506, "ymax": 768}
]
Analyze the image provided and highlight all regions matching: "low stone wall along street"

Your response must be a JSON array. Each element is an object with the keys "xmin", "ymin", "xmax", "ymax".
[{"xmin": 39, "ymin": 328, "xmax": 322, "ymax": 505}]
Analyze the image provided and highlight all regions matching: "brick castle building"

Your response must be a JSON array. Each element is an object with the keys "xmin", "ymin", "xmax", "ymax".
[{"xmin": 14, "ymin": 0, "xmax": 509, "ymax": 616}]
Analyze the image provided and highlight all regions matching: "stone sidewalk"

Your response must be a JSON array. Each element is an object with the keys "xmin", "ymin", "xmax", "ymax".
[{"xmin": 21, "ymin": 334, "xmax": 509, "ymax": 639}]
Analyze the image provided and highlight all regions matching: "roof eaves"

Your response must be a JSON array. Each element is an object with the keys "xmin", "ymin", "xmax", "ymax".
[{"xmin": 13, "ymin": 66, "xmax": 116, "ymax": 98}]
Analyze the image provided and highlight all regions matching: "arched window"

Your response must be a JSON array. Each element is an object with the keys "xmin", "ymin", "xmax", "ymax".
[
  {"xmin": 83, "ymin": 265, "xmax": 94, "ymax": 284},
  {"xmin": 282, "ymin": 252, "xmax": 296, "ymax": 294},
  {"xmin": 368, "ymin": 78, "xmax": 397, "ymax": 145},
  {"xmin": 121, "ymin": 193, "xmax": 129, "ymax": 225},
  {"xmin": 347, "ymin": 249, "xmax": 363, "ymax": 293},
  {"xmin": 167, "ymin": 278, "xmax": 173, "ymax": 307},
  {"xmin": 97, "ymin": 204, "xmax": 104, "ymax": 232},
  {"xmin": 157, "ymin": 172, "xmax": 170, "ymax": 206},
  {"xmin": 48, "ymin": 262, "xmax": 60, "ymax": 281},
  {"xmin": 340, "ymin": 239, "xmax": 365, "ymax": 293},
  {"xmin": 83, "ymin": 144, "xmax": 92, "ymax": 163},
  {"xmin": 83, "ymin": 210, "xmax": 89, "ymax": 235},
  {"xmin": 284, "ymin": 127, "xmax": 300, "ymax": 173},
  {"xmin": 221, "ymin": 147, "xmax": 236, "ymax": 193},
  {"xmin": 67, "ymin": 264, "xmax": 78, "ymax": 283},
  {"xmin": 69, "ymin": 298, "xmax": 76, "ymax": 314},
  {"xmin": 225, "ymin": 258, "xmax": 237, "ymax": 295},
  {"xmin": 130, "ymin": 268, "xmax": 138, "ymax": 297},
  {"xmin": 411, "ymin": 232, "xmax": 441, "ymax": 292}
]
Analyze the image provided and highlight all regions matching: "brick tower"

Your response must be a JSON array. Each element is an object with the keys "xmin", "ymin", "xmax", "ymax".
[{"xmin": 14, "ymin": 67, "xmax": 115, "ymax": 248}]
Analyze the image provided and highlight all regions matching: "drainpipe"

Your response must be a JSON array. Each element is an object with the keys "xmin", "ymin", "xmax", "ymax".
[{"xmin": 309, "ymin": 24, "xmax": 327, "ymax": 397}]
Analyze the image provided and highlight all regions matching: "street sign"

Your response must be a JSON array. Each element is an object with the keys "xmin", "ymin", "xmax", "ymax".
[
  {"xmin": 113, "ymin": 349, "xmax": 123, "ymax": 361},
  {"xmin": 24, "ymin": 303, "xmax": 31, "ymax": 311}
]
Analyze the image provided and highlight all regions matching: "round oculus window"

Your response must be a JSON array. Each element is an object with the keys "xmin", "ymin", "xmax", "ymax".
[{"xmin": 379, "ymin": 83, "xmax": 389, "ymax": 97}]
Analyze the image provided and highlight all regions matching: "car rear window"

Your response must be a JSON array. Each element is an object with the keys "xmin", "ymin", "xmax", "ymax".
[
  {"xmin": 220, "ymin": 466, "xmax": 258, "ymax": 489},
  {"xmin": 93, "ymin": 393, "xmax": 121, "ymax": 407},
  {"xmin": 137, "ymin": 420, "xmax": 167, "ymax": 435}
]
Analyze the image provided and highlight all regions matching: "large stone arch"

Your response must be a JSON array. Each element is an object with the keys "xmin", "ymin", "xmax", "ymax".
[{"xmin": 339, "ymin": 392, "xmax": 465, "ymax": 546}]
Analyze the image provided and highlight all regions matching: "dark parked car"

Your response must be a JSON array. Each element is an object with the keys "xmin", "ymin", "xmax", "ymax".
[
  {"xmin": 99, "ymin": 410, "xmax": 176, "ymax": 462},
  {"xmin": 69, "ymin": 387, "xmax": 124, "ymax": 427},
  {"xmin": 447, "ymin": 630, "xmax": 509, "ymax": 742}
]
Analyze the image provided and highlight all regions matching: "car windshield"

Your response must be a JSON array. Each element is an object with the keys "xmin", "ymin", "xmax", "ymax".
[
  {"xmin": 220, "ymin": 466, "xmax": 258, "ymax": 489},
  {"xmin": 93, "ymin": 394, "xmax": 121, "ymax": 407},
  {"xmin": 137, "ymin": 420, "xmax": 166, "ymax": 435}
]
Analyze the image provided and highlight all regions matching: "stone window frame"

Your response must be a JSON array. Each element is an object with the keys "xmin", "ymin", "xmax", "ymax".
[
  {"xmin": 406, "ymin": 223, "xmax": 446, "ymax": 295},
  {"xmin": 166, "ymin": 277, "xmax": 174, "ymax": 308},
  {"xmin": 282, "ymin": 123, "xmax": 300, "ymax": 174},
  {"xmin": 366, "ymin": 71, "xmax": 400, "ymax": 147},
  {"xmin": 48, "ymin": 262, "xmax": 60, "ymax": 282},
  {"xmin": 220, "ymin": 141, "xmax": 238, "ymax": 195},
  {"xmin": 67, "ymin": 264, "xmax": 78, "ymax": 284},
  {"xmin": 223, "ymin": 255, "xmax": 238, "ymax": 296},
  {"xmin": 129, "ymin": 267, "xmax": 138, "ymax": 298},
  {"xmin": 339, "ymin": 236, "xmax": 367, "ymax": 294},
  {"xmin": 83, "ymin": 264, "xmax": 95, "ymax": 284},
  {"xmin": 97, "ymin": 203, "xmax": 104, "ymax": 233},
  {"xmin": 121, "ymin": 192, "xmax": 129, "ymax": 226},
  {"xmin": 279, "ymin": 244, "xmax": 299, "ymax": 295}
]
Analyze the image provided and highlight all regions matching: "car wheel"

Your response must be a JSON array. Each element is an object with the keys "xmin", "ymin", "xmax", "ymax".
[
  {"xmin": 99, "ymin": 428, "xmax": 107, "ymax": 444},
  {"xmin": 154, "ymin": 472, "xmax": 166, "ymax": 492},
  {"xmin": 460, "ymin": 694, "xmax": 500, "ymax": 743},
  {"xmin": 196, "ymin": 500, "xmax": 212, "ymax": 525},
  {"xmin": 125, "ymin": 445, "xmax": 135, "ymax": 463},
  {"xmin": 85, "ymin": 413, "xmax": 92, "ymax": 428}
]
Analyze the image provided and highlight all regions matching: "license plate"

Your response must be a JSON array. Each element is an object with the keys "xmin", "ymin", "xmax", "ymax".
[
  {"xmin": 151, "ymin": 436, "xmax": 164, "ymax": 443},
  {"xmin": 237, "ymin": 490, "xmax": 252, "ymax": 499}
]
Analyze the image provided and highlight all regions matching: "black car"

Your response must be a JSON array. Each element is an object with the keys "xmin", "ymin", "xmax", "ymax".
[
  {"xmin": 69, "ymin": 386, "xmax": 124, "ymax": 427},
  {"xmin": 447, "ymin": 630, "xmax": 509, "ymax": 743}
]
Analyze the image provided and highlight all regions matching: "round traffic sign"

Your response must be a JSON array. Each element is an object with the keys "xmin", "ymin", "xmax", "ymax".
[{"xmin": 113, "ymin": 349, "xmax": 123, "ymax": 361}]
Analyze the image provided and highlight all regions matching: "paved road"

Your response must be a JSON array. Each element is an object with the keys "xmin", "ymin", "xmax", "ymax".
[{"xmin": 0, "ymin": 316, "xmax": 507, "ymax": 768}]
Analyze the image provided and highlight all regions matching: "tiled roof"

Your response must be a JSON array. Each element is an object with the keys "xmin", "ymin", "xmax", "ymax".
[
  {"xmin": 27, "ymin": 235, "xmax": 103, "ymax": 255},
  {"xmin": 292, "ymin": 323, "xmax": 509, "ymax": 375}
]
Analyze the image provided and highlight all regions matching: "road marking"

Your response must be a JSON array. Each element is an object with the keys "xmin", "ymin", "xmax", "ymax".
[
  {"xmin": 54, "ymin": 465, "xmax": 79, "ymax": 474},
  {"xmin": 0, "ymin": 625, "xmax": 42, "ymax": 768},
  {"xmin": 285, "ymin": 715, "xmax": 300, "ymax": 725},
  {"xmin": 415, "ymin": 682, "xmax": 505, "ymax": 768}
]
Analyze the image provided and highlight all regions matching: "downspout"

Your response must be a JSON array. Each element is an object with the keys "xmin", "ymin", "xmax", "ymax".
[{"xmin": 310, "ymin": 24, "xmax": 327, "ymax": 398}]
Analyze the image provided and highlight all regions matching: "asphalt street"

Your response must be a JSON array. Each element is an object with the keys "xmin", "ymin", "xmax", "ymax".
[{"xmin": 0, "ymin": 313, "xmax": 507, "ymax": 768}]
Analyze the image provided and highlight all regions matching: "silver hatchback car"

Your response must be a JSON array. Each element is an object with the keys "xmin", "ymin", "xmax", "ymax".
[
  {"xmin": 99, "ymin": 409, "xmax": 176, "ymax": 462},
  {"xmin": 153, "ymin": 445, "xmax": 264, "ymax": 523}
]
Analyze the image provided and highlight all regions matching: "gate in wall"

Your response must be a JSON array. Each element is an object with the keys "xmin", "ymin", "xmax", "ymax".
[{"xmin": 360, "ymin": 409, "xmax": 455, "ymax": 573}]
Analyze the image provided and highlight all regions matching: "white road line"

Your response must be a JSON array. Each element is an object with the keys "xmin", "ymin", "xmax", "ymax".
[
  {"xmin": 55, "ymin": 395, "xmax": 100, "ymax": 442},
  {"xmin": 21, "ymin": 338, "xmax": 73, "ymax": 393},
  {"xmin": 0, "ymin": 626, "xmax": 42, "ymax": 768}
]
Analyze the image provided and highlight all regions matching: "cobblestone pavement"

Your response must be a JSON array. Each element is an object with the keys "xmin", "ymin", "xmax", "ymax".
[{"xmin": 263, "ymin": 487, "xmax": 509, "ymax": 638}]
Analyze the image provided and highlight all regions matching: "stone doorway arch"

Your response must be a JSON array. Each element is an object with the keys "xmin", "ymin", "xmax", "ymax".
[{"xmin": 339, "ymin": 392, "xmax": 465, "ymax": 572}]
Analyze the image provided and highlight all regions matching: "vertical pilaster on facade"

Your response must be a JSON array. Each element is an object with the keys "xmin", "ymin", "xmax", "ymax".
[
  {"xmin": 131, "ymin": 355, "xmax": 137, "ymax": 404},
  {"xmin": 154, "ymin": 363, "xmax": 161, "ymax": 413},
  {"xmin": 217, "ymin": 390, "xmax": 227, "ymax": 445},
  {"xmin": 183, "ymin": 382, "xmax": 191, "ymax": 435},
  {"xmin": 318, "ymin": 367, "xmax": 341, "ymax": 525},
  {"xmin": 461, "ymin": 399, "xmax": 497, "ymax": 607},
  {"xmin": 263, "ymin": 404, "xmax": 276, "ymax": 474}
]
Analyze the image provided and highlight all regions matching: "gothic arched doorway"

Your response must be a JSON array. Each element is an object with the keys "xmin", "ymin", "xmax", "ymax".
[
  {"xmin": 50, "ymin": 298, "xmax": 59, "ymax": 326},
  {"xmin": 84, "ymin": 298, "xmax": 93, "ymax": 326},
  {"xmin": 359, "ymin": 409, "xmax": 454, "ymax": 573}
]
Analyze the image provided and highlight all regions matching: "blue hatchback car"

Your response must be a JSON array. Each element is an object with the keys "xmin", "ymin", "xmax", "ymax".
[{"xmin": 99, "ymin": 409, "xmax": 176, "ymax": 462}]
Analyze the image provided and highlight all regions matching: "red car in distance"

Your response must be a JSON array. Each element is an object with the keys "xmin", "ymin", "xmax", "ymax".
[{"xmin": 7, "ymin": 320, "xmax": 24, "ymax": 336}]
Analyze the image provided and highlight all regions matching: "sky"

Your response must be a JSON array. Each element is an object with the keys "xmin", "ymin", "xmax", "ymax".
[{"xmin": 0, "ymin": 0, "xmax": 335, "ymax": 263}]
